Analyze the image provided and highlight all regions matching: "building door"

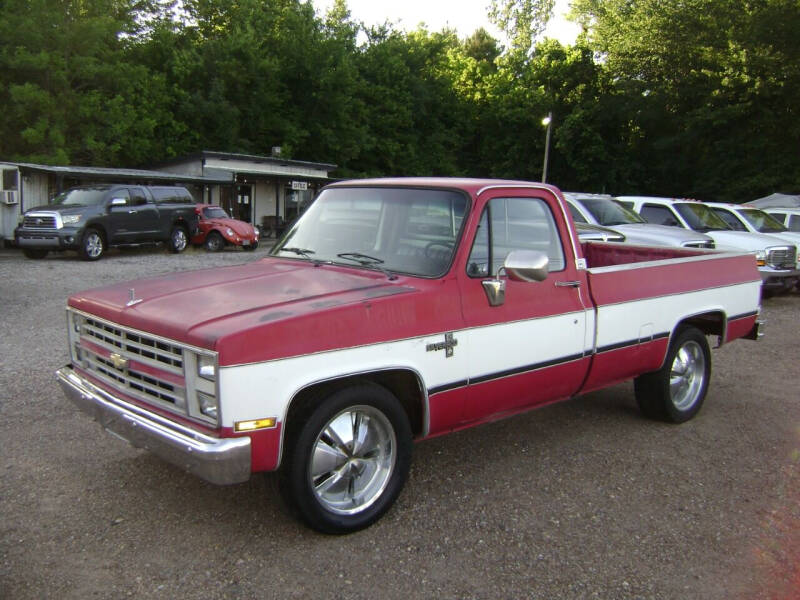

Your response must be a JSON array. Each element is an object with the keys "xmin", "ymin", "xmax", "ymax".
[
  {"xmin": 284, "ymin": 186, "xmax": 312, "ymax": 224},
  {"xmin": 236, "ymin": 185, "xmax": 252, "ymax": 223}
]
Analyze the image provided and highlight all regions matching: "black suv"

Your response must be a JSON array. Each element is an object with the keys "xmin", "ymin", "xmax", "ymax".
[{"xmin": 15, "ymin": 184, "xmax": 198, "ymax": 260}]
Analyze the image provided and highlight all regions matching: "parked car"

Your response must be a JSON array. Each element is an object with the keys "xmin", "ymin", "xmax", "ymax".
[
  {"xmin": 761, "ymin": 207, "xmax": 800, "ymax": 233},
  {"xmin": 618, "ymin": 196, "xmax": 798, "ymax": 292},
  {"xmin": 564, "ymin": 193, "xmax": 714, "ymax": 248},
  {"xmin": 15, "ymin": 184, "xmax": 197, "ymax": 260},
  {"xmin": 191, "ymin": 204, "xmax": 259, "ymax": 251},
  {"xmin": 58, "ymin": 178, "xmax": 763, "ymax": 534}
]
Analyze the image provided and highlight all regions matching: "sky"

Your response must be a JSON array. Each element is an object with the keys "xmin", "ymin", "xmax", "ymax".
[{"xmin": 311, "ymin": 0, "xmax": 581, "ymax": 45}]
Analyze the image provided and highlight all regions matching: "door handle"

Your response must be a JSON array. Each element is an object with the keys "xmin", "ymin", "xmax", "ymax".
[
  {"xmin": 555, "ymin": 280, "xmax": 581, "ymax": 288},
  {"xmin": 127, "ymin": 209, "xmax": 138, "ymax": 214}
]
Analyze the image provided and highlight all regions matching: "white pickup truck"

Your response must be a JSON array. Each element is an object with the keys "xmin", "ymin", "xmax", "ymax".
[
  {"xmin": 618, "ymin": 195, "xmax": 798, "ymax": 292},
  {"xmin": 58, "ymin": 178, "xmax": 763, "ymax": 533}
]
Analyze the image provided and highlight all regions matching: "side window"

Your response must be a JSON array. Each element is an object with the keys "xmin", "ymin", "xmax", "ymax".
[
  {"xmin": 151, "ymin": 187, "xmax": 192, "ymax": 204},
  {"xmin": 712, "ymin": 209, "xmax": 746, "ymax": 231},
  {"xmin": 566, "ymin": 202, "xmax": 587, "ymax": 223},
  {"xmin": 769, "ymin": 212, "xmax": 786, "ymax": 225},
  {"xmin": 129, "ymin": 187, "xmax": 148, "ymax": 206},
  {"xmin": 789, "ymin": 215, "xmax": 800, "ymax": 232},
  {"xmin": 641, "ymin": 204, "xmax": 679, "ymax": 226},
  {"xmin": 467, "ymin": 197, "xmax": 565, "ymax": 277}
]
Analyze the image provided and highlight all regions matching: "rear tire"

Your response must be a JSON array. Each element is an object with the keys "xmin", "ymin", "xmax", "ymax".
[
  {"xmin": 79, "ymin": 228, "xmax": 105, "ymax": 261},
  {"xmin": 278, "ymin": 383, "xmax": 412, "ymax": 534},
  {"xmin": 634, "ymin": 325, "xmax": 711, "ymax": 423},
  {"xmin": 168, "ymin": 225, "xmax": 188, "ymax": 253},
  {"xmin": 22, "ymin": 248, "xmax": 48, "ymax": 259}
]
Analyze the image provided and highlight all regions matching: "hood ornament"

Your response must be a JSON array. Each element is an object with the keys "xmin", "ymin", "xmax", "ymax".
[{"xmin": 126, "ymin": 288, "xmax": 143, "ymax": 307}]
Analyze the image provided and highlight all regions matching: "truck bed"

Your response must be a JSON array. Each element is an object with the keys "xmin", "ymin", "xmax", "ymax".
[{"xmin": 578, "ymin": 241, "xmax": 762, "ymax": 392}]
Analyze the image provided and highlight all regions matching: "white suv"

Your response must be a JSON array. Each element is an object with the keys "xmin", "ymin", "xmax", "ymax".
[{"xmin": 618, "ymin": 196, "xmax": 798, "ymax": 292}]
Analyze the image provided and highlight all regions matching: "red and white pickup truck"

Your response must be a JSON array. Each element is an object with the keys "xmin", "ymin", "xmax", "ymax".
[{"xmin": 57, "ymin": 178, "xmax": 763, "ymax": 533}]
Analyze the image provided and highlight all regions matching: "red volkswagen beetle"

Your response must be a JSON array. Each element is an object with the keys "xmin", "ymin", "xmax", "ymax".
[{"xmin": 192, "ymin": 204, "xmax": 260, "ymax": 251}]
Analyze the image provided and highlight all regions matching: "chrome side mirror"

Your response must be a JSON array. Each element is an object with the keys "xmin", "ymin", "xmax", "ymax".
[
  {"xmin": 481, "ymin": 250, "xmax": 549, "ymax": 307},
  {"xmin": 109, "ymin": 197, "xmax": 127, "ymax": 207},
  {"xmin": 504, "ymin": 250, "xmax": 550, "ymax": 282}
]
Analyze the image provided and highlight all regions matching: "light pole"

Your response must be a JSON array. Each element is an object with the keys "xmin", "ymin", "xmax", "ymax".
[{"xmin": 541, "ymin": 112, "xmax": 552, "ymax": 183}]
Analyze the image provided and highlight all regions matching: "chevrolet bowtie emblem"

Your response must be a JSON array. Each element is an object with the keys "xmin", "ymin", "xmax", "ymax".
[
  {"xmin": 109, "ymin": 353, "xmax": 128, "ymax": 370},
  {"xmin": 426, "ymin": 332, "xmax": 458, "ymax": 358}
]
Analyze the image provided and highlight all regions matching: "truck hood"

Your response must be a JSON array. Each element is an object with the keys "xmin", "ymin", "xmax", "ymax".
[
  {"xmin": 704, "ymin": 230, "xmax": 796, "ymax": 252},
  {"xmin": 68, "ymin": 258, "xmax": 416, "ymax": 348},
  {"xmin": 611, "ymin": 223, "xmax": 712, "ymax": 246}
]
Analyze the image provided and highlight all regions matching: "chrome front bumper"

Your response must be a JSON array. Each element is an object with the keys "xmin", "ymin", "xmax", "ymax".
[{"xmin": 56, "ymin": 366, "xmax": 251, "ymax": 485}]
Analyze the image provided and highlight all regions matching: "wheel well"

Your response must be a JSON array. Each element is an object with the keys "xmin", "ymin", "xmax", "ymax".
[
  {"xmin": 83, "ymin": 223, "xmax": 107, "ymax": 243},
  {"xmin": 680, "ymin": 311, "xmax": 725, "ymax": 338},
  {"xmin": 284, "ymin": 370, "xmax": 426, "ymax": 440}
]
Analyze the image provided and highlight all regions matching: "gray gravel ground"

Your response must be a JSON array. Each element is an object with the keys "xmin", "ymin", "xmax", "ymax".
[{"xmin": 0, "ymin": 243, "xmax": 798, "ymax": 600}]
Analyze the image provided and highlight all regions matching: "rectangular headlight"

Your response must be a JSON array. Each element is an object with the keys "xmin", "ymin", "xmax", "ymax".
[
  {"xmin": 197, "ymin": 354, "xmax": 216, "ymax": 380},
  {"xmin": 197, "ymin": 391, "xmax": 218, "ymax": 419}
]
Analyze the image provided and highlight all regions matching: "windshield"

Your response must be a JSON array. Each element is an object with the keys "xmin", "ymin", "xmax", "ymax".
[
  {"xmin": 51, "ymin": 187, "xmax": 108, "ymax": 207},
  {"xmin": 203, "ymin": 206, "xmax": 229, "ymax": 219},
  {"xmin": 580, "ymin": 198, "xmax": 645, "ymax": 225},
  {"xmin": 674, "ymin": 203, "xmax": 731, "ymax": 232},
  {"xmin": 738, "ymin": 208, "xmax": 787, "ymax": 233},
  {"xmin": 271, "ymin": 187, "xmax": 469, "ymax": 277}
]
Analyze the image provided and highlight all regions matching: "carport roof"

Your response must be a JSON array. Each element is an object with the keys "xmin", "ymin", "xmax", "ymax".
[
  {"xmin": 158, "ymin": 150, "xmax": 337, "ymax": 172},
  {"xmin": 1, "ymin": 161, "xmax": 232, "ymax": 185}
]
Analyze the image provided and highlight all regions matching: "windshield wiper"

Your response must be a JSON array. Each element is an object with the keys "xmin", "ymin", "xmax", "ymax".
[
  {"xmin": 336, "ymin": 252, "xmax": 398, "ymax": 281},
  {"xmin": 279, "ymin": 247, "xmax": 321, "ymax": 265},
  {"xmin": 281, "ymin": 247, "xmax": 315, "ymax": 258}
]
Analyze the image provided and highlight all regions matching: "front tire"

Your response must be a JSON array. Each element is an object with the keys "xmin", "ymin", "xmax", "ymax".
[
  {"xmin": 79, "ymin": 228, "xmax": 105, "ymax": 261},
  {"xmin": 168, "ymin": 225, "xmax": 188, "ymax": 253},
  {"xmin": 204, "ymin": 231, "xmax": 224, "ymax": 252},
  {"xmin": 634, "ymin": 325, "xmax": 711, "ymax": 423},
  {"xmin": 278, "ymin": 384, "xmax": 412, "ymax": 534}
]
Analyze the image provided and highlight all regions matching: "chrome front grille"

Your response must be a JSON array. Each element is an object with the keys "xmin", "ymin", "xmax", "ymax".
[
  {"xmin": 85, "ymin": 347, "xmax": 185, "ymax": 407},
  {"xmin": 766, "ymin": 246, "xmax": 796, "ymax": 269},
  {"xmin": 23, "ymin": 213, "xmax": 58, "ymax": 229},
  {"xmin": 67, "ymin": 309, "xmax": 218, "ymax": 426},
  {"xmin": 84, "ymin": 317, "xmax": 184, "ymax": 374}
]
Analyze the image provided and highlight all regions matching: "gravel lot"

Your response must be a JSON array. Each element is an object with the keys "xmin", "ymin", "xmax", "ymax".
[{"xmin": 1, "ymin": 244, "xmax": 798, "ymax": 600}]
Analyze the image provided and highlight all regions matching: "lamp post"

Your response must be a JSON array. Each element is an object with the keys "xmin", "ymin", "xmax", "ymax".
[{"xmin": 541, "ymin": 112, "xmax": 552, "ymax": 183}]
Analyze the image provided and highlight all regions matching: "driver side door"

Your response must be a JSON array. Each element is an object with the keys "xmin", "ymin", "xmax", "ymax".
[{"xmin": 457, "ymin": 191, "xmax": 593, "ymax": 424}]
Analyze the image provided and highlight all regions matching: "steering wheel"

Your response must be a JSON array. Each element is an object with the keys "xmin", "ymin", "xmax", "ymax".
[{"xmin": 424, "ymin": 241, "xmax": 454, "ymax": 260}]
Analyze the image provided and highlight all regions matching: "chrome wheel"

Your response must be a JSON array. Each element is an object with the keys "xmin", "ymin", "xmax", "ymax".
[
  {"xmin": 84, "ymin": 231, "xmax": 104, "ymax": 259},
  {"xmin": 669, "ymin": 340, "xmax": 706, "ymax": 411},
  {"xmin": 170, "ymin": 227, "xmax": 188, "ymax": 252},
  {"xmin": 635, "ymin": 326, "xmax": 710, "ymax": 423},
  {"xmin": 309, "ymin": 405, "xmax": 396, "ymax": 516}
]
